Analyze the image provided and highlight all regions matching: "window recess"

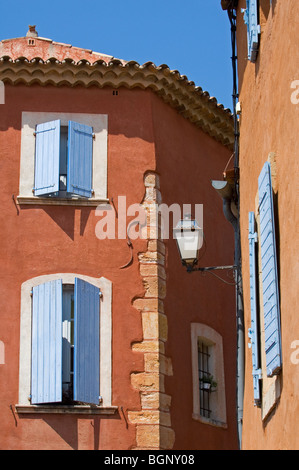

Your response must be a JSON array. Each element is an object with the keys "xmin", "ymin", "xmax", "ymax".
[
  {"xmin": 191, "ymin": 323, "xmax": 227, "ymax": 428},
  {"xmin": 198, "ymin": 341, "xmax": 216, "ymax": 419},
  {"xmin": 248, "ymin": 211, "xmax": 262, "ymax": 406}
]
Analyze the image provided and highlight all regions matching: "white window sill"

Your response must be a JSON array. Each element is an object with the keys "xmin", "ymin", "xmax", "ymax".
[
  {"xmin": 17, "ymin": 196, "xmax": 109, "ymax": 207},
  {"xmin": 15, "ymin": 404, "xmax": 118, "ymax": 415},
  {"xmin": 192, "ymin": 413, "xmax": 227, "ymax": 429}
]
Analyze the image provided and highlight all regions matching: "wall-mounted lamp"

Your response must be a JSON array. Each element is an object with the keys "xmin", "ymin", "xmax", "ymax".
[
  {"xmin": 173, "ymin": 214, "xmax": 203, "ymax": 271},
  {"xmin": 173, "ymin": 213, "xmax": 236, "ymax": 274}
]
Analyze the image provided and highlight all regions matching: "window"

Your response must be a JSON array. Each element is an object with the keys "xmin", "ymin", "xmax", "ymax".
[
  {"xmin": 191, "ymin": 323, "xmax": 227, "ymax": 427},
  {"xmin": 31, "ymin": 278, "xmax": 99, "ymax": 405},
  {"xmin": 18, "ymin": 112, "xmax": 108, "ymax": 206},
  {"xmin": 248, "ymin": 211, "xmax": 262, "ymax": 406},
  {"xmin": 242, "ymin": 0, "xmax": 261, "ymax": 62},
  {"xmin": 34, "ymin": 120, "xmax": 94, "ymax": 198},
  {"xmin": 248, "ymin": 160, "xmax": 282, "ymax": 418},
  {"xmin": 17, "ymin": 274, "xmax": 113, "ymax": 414},
  {"xmin": 198, "ymin": 340, "xmax": 217, "ymax": 419}
]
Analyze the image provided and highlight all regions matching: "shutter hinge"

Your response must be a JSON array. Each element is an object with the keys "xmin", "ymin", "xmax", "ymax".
[
  {"xmin": 253, "ymin": 369, "xmax": 262, "ymax": 380},
  {"xmin": 92, "ymin": 133, "xmax": 95, "ymax": 140},
  {"xmin": 99, "ymin": 396, "xmax": 103, "ymax": 403},
  {"xmin": 99, "ymin": 290, "xmax": 103, "ymax": 298},
  {"xmin": 248, "ymin": 231, "xmax": 258, "ymax": 242}
]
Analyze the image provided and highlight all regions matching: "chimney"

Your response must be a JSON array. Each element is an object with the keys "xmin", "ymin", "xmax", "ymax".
[{"xmin": 26, "ymin": 25, "xmax": 38, "ymax": 38}]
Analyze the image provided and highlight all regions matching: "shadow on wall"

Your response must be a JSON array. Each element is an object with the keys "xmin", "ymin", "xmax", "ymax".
[
  {"xmin": 16, "ymin": 413, "xmax": 121, "ymax": 450},
  {"xmin": 18, "ymin": 205, "xmax": 92, "ymax": 240}
]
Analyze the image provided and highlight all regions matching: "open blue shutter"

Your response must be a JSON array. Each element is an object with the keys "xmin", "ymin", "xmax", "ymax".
[
  {"xmin": 248, "ymin": 212, "xmax": 261, "ymax": 404},
  {"xmin": 242, "ymin": 0, "xmax": 260, "ymax": 62},
  {"xmin": 258, "ymin": 162, "xmax": 282, "ymax": 377},
  {"xmin": 31, "ymin": 280, "xmax": 63, "ymax": 404},
  {"xmin": 67, "ymin": 121, "xmax": 93, "ymax": 198},
  {"xmin": 34, "ymin": 120, "xmax": 60, "ymax": 196},
  {"xmin": 74, "ymin": 278, "xmax": 100, "ymax": 405}
]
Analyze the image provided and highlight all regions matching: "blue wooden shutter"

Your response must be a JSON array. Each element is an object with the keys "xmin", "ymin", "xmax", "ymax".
[
  {"xmin": 248, "ymin": 211, "xmax": 261, "ymax": 404},
  {"xmin": 31, "ymin": 280, "xmax": 63, "ymax": 404},
  {"xmin": 34, "ymin": 120, "xmax": 60, "ymax": 196},
  {"xmin": 242, "ymin": 0, "xmax": 260, "ymax": 62},
  {"xmin": 67, "ymin": 121, "xmax": 93, "ymax": 198},
  {"xmin": 74, "ymin": 278, "xmax": 100, "ymax": 405},
  {"xmin": 258, "ymin": 162, "xmax": 282, "ymax": 377}
]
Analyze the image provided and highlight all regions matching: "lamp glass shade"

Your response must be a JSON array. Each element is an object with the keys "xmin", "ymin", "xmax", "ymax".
[{"xmin": 173, "ymin": 218, "xmax": 203, "ymax": 265}]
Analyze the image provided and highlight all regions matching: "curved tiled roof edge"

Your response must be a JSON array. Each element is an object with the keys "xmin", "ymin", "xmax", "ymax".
[{"xmin": 0, "ymin": 55, "xmax": 234, "ymax": 148}]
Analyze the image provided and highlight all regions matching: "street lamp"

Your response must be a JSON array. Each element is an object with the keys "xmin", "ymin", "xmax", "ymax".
[
  {"xmin": 173, "ymin": 214, "xmax": 203, "ymax": 271},
  {"xmin": 173, "ymin": 213, "xmax": 236, "ymax": 274}
]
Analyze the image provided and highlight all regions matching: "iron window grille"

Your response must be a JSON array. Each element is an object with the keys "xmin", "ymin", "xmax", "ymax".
[{"xmin": 198, "ymin": 340, "xmax": 212, "ymax": 419}]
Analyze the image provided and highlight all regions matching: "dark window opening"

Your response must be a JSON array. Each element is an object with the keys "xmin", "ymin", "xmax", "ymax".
[
  {"xmin": 62, "ymin": 285, "xmax": 74, "ymax": 404},
  {"xmin": 59, "ymin": 126, "xmax": 68, "ymax": 192},
  {"xmin": 198, "ymin": 341, "xmax": 212, "ymax": 419}
]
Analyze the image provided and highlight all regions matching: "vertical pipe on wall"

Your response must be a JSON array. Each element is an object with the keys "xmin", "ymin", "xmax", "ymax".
[{"xmin": 226, "ymin": 4, "xmax": 245, "ymax": 450}]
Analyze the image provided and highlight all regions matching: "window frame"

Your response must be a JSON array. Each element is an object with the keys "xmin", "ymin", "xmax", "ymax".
[
  {"xmin": 191, "ymin": 323, "xmax": 227, "ymax": 428},
  {"xmin": 17, "ymin": 273, "xmax": 114, "ymax": 415},
  {"xmin": 18, "ymin": 112, "xmax": 109, "ymax": 206}
]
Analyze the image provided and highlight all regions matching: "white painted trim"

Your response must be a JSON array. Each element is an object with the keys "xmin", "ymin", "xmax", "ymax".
[
  {"xmin": 191, "ymin": 323, "xmax": 227, "ymax": 427},
  {"xmin": 0, "ymin": 340, "xmax": 4, "ymax": 365},
  {"xmin": 19, "ymin": 112, "xmax": 108, "ymax": 201},
  {"xmin": 19, "ymin": 273, "xmax": 112, "ymax": 407}
]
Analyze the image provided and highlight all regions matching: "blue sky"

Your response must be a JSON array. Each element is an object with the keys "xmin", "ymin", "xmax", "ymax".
[{"xmin": 0, "ymin": 0, "xmax": 233, "ymax": 110}]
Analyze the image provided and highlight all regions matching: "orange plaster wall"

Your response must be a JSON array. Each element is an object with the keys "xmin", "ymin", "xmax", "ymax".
[
  {"xmin": 0, "ymin": 84, "xmax": 155, "ymax": 450},
  {"xmin": 151, "ymin": 93, "xmax": 238, "ymax": 450},
  {"xmin": 0, "ymin": 81, "xmax": 237, "ymax": 450},
  {"xmin": 236, "ymin": 0, "xmax": 299, "ymax": 449}
]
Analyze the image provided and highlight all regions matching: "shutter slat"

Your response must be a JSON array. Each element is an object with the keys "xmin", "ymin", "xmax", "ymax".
[
  {"xmin": 248, "ymin": 211, "xmax": 261, "ymax": 404},
  {"xmin": 31, "ymin": 280, "xmax": 62, "ymax": 404},
  {"xmin": 258, "ymin": 162, "xmax": 282, "ymax": 377},
  {"xmin": 67, "ymin": 121, "xmax": 93, "ymax": 198},
  {"xmin": 74, "ymin": 278, "xmax": 100, "ymax": 405},
  {"xmin": 34, "ymin": 120, "xmax": 60, "ymax": 196}
]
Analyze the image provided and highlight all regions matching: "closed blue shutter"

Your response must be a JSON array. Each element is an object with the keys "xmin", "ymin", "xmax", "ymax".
[
  {"xmin": 242, "ymin": 0, "xmax": 260, "ymax": 62},
  {"xmin": 34, "ymin": 120, "xmax": 60, "ymax": 196},
  {"xmin": 258, "ymin": 162, "xmax": 282, "ymax": 377},
  {"xmin": 67, "ymin": 121, "xmax": 93, "ymax": 198},
  {"xmin": 248, "ymin": 211, "xmax": 261, "ymax": 404},
  {"xmin": 74, "ymin": 278, "xmax": 100, "ymax": 405},
  {"xmin": 31, "ymin": 280, "xmax": 63, "ymax": 404}
]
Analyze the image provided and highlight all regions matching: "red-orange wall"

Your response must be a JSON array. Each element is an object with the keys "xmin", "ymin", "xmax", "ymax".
[
  {"xmin": 152, "ymin": 94, "xmax": 238, "ymax": 449},
  {"xmin": 0, "ymin": 83, "xmax": 237, "ymax": 449},
  {"xmin": 236, "ymin": 0, "xmax": 299, "ymax": 449}
]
